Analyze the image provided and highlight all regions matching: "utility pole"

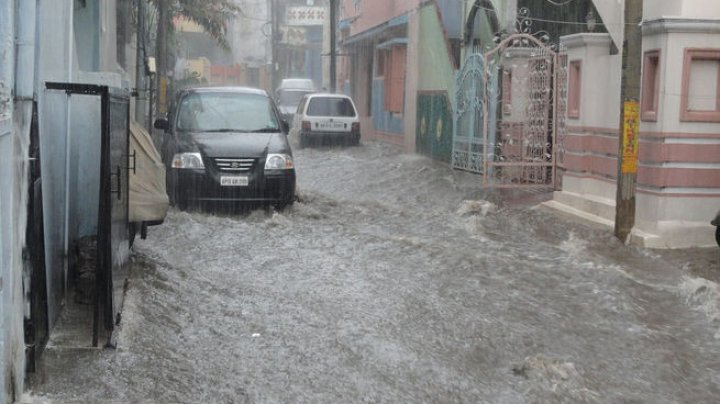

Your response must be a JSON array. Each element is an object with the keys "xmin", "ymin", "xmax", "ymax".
[
  {"xmin": 329, "ymin": 0, "xmax": 337, "ymax": 93},
  {"xmin": 156, "ymin": 0, "xmax": 168, "ymax": 115},
  {"xmin": 135, "ymin": 0, "xmax": 147, "ymax": 127},
  {"xmin": 271, "ymin": 0, "xmax": 280, "ymax": 93},
  {"xmin": 614, "ymin": 0, "xmax": 643, "ymax": 241}
]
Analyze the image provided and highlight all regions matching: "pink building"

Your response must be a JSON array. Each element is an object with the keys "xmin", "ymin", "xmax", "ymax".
[{"xmin": 338, "ymin": 0, "xmax": 421, "ymax": 149}]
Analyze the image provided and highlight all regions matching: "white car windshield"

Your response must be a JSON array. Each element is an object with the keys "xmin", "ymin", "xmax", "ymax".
[{"xmin": 176, "ymin": 92, "xmax": 279, "ymax": 132}]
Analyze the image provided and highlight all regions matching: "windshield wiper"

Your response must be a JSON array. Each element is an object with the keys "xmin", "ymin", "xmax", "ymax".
[
  {"xmin": 202, "ymin": 128, "xmax": 244, "ymax": 133},
  {"xmin": 248, "ymin": 127, "xmax": 280, "ymax": 133}
]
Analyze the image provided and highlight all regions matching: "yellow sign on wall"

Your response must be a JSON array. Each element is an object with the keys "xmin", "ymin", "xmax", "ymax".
[{"xmin": 621, "ymin": 101, "xmax": 640, "ymax": 174}]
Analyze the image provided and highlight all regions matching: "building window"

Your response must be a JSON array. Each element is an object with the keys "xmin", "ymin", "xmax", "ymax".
[
  {"xmin": 568, "ymin": 60, "xmax": 581, "ymax": 119},
  {"xmin": 641, "ymin": 50, "xmax": 660, "ymax": 122},
  {"xmin": 681, "ymin": 48, "xmax": 720, "ymax": 122},
  {"xmin": 384, "ymin": 45, "xmax": 406, "ymax": 114}
]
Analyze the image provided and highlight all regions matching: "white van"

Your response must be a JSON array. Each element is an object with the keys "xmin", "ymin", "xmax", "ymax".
[{"xmin": 290, "ymin": 93, "xmax": 361, "ymax": 148}]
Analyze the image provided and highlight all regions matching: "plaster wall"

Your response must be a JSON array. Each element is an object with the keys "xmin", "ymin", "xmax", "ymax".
[
  {"xmin": 404, "ymin": 10, "xmax": 419, "ymax": 153},
  {"xmin": 642, "ymin": 29, "xmax": 720, "ymax": 135},
  {"xmin": 632, "ymin": 19, "xmax": 720, "ymax": 247},
  {"xmin": 413, "ymin": 5, "xmax": 456, "ymax": 161},
  {"xmin": 643, "ymin": 0, "xmax": 720, "ymax": 20},
  {"xmin": 417, "ymin": 6, "xmax": 456, "ymax": 93},
  {"xmin": 564, "ymin": 34, "xmax": 622, "ymax": 130},
  {"xmin": 341, "ymin": 0, "xmax": 420, "ymax": 35}
]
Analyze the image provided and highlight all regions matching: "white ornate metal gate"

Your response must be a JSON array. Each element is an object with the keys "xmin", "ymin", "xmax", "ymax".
[{"xmin": 452, "ymin": 27, "xmax": 567, "ymax": 188}]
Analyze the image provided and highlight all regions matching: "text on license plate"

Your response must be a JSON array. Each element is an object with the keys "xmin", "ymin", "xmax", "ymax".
[
  {"xmin": 317, "ymin": 122, "xmax": 345, "ymax": 130},
  {"xmin": 220, "ymin": 176, "xmax": 249, "ymax": 187}
]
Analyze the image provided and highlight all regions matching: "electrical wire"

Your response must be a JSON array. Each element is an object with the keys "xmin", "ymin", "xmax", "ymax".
[{"xmin": 464, "ymin": 1, "xmax": 641, "ymax": 28}]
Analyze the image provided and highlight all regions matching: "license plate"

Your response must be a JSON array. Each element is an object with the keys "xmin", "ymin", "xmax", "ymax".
[
  {"xmin": 220, "ymin": 176, "xmax": 249, "ymax": 187},
  {"xmin": 317, "ymin": 121, "xmax": 345, "ymax": 130}
]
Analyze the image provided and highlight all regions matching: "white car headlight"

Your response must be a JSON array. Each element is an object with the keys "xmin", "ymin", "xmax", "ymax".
[
  {"xmin": 264, "ymin": 154, "xmax": 294, "ymax": 170},
  {"xmin": 171, "ymin": 152, "xmax": 205, "ymax": 169}
]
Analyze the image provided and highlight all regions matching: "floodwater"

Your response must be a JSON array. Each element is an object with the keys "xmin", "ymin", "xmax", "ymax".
[{"xmin": 26, "ymin": 142, "xmax": 720, "ymax": 403}]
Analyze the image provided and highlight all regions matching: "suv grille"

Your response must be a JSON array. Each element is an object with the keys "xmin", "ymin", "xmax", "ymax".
[{"xmin": 214, "ymin": 158, "xmax": 256, "ymax": 172}]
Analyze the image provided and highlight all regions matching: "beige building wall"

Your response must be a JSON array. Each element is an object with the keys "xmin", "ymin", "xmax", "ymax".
[{"xmin": 546, "ymin": 1, "xmax": 720, "ymax": 248}]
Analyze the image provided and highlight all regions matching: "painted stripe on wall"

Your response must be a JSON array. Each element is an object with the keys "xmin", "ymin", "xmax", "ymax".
[
  {"xmin": 638, "ymin": 167, "xmax": 720, "ymax": 188},
  {"xmin": 562, "ymin": 152, "xmax": 617, "ymax": 178},
  {"xmin": 564, "ymin": 132, "xmax": 618, "ymax": 156},
  {"xmin": 639, "ymin": 141, "xmax": 720, "ymax": 164}
]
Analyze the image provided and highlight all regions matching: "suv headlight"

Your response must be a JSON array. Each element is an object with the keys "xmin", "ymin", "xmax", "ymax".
[
  {"xmin": 264, "ymin": 153, "xmax": 294, "ymax": 170},
  {"xmin": 171, "ymin": 152, "xmax": 205, "ymax": 169}
]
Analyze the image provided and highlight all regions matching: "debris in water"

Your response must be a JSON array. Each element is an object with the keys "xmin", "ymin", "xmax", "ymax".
[{"xmin": 456, "ymin": 200, "xmax": 497, "ymax": 217}]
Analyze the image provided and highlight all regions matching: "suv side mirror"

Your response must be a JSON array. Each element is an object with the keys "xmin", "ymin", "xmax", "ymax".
[
  {"xmin": 281, "ymin": 120, "xmax": 290, "ymax": 134},
  {"xmin": 154, "ymin": 118, "xmax": 169, "ymax": 131}
]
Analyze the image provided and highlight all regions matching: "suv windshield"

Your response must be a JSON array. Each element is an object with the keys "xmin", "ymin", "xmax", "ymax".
[
  {"xmin": 176, "ymin": 92, "xmax": 279, "ymax": 132},
  {"xmin": 306, "ymin": 97, "xmax": 357, "ymax": 117}
]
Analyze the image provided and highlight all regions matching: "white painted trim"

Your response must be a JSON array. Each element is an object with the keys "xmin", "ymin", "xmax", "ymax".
[
  {"xmin": 638, "ymin": 162, "xmax": 720, "ymax": 169},
  {"xmin": 638, "ymin": 185, "xmax": 720, "ymax": 195},
  {"xmin": 560, "ymin": 33, "xmax": 612, "ymax": 49},
  {"xmin": 664, "ymin": 137, "xmax": 720, "ymax": 144},
  {"xmin": 642, "ymin": 18, "xmax": 720, "ymax": 36}
]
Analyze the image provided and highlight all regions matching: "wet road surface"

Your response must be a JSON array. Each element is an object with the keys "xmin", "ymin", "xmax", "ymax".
[{"xmin": 27, "ymin": 142, "xmax": 720, "ymax": 403}]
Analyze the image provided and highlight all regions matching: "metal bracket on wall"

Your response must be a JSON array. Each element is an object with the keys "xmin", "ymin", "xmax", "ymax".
[
  {"xmin": 110, "ymin": 166, "xmax": 122, "ymax": 200},
  {"xmin": 126, "ymin": 150, "xmax": 136, "ymax": 174}
]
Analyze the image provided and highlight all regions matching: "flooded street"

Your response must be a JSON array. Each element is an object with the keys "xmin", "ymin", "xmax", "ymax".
[{"xmin": 28, "ymin": 142, "xmax": 720, "ymax": 403}]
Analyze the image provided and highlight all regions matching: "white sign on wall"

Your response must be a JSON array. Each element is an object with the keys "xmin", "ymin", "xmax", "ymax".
[
  {"xmin": 286, "ymin": 6, "xmax": 326, "ymax": 26},
  {"xmin": 280, "ymin": 26, "xmax": 308, "ymax": 46}
]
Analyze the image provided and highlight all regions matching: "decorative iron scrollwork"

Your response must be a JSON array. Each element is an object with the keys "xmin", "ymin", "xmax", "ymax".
[{"xmin": 491, "ymin": 7, "xmax": 553, "ymax": 50}]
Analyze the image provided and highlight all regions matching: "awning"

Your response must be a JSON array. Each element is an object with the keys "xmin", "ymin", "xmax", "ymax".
[
  {"xmin": 342, "ymin": 14, "xmax": 408, "ymax": 46},
  {"xmin": 376, "ymin": 38, "xmax": 408, "ymax": 49}
]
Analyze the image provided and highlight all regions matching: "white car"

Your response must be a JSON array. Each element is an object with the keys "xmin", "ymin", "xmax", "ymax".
[{"xmin": 290, "ymin": 93, "xmax": 361, "ymax": 148}]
